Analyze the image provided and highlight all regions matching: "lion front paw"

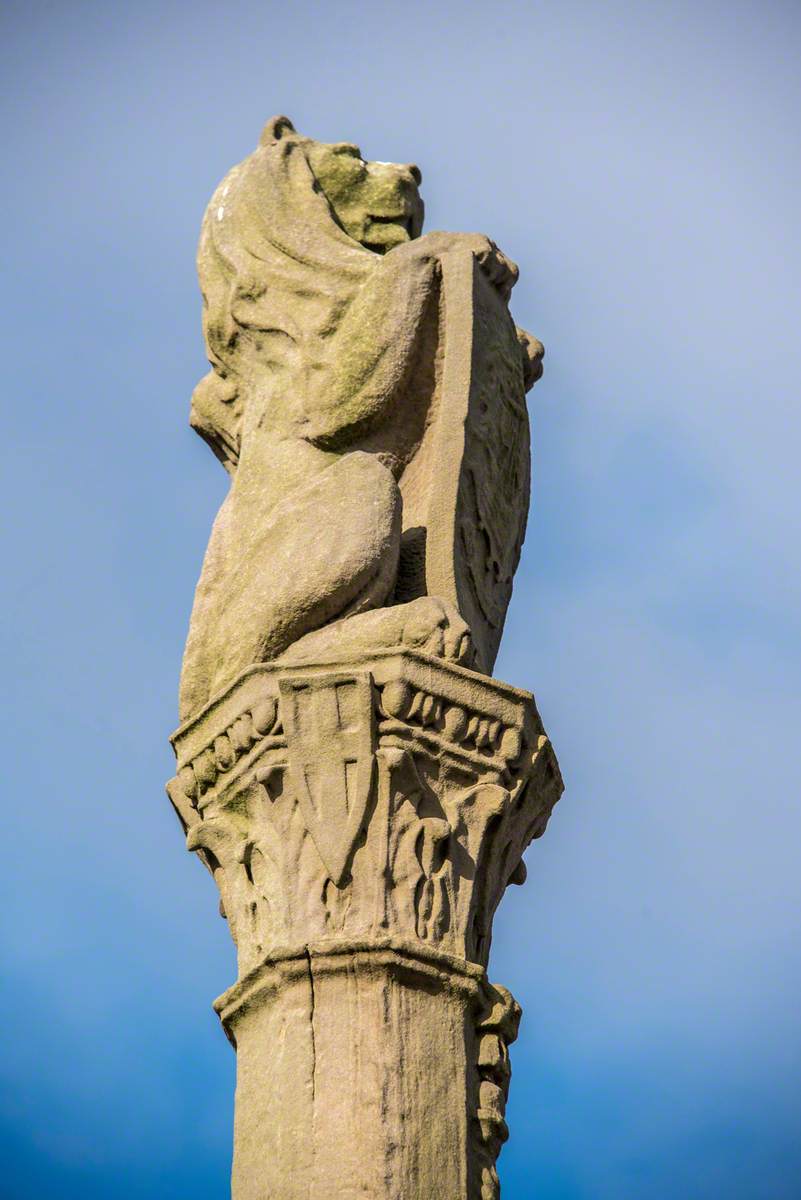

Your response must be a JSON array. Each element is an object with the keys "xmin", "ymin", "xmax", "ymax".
[
  {"xmin": 516, "ymin": 326, "xmax": 544, "ymax": 391},
  {"xmin": 397, "ymin": 597, "xmax": 474, "ymax": 665}
]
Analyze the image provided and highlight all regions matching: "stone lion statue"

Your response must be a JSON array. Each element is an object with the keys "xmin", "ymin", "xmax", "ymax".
[{"xmin": 179, "ymin": 116, "xmax": 543, "ymax": 720}]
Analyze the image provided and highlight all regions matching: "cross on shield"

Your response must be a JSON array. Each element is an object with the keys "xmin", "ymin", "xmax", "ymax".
[{"xmin": 278, "ymin": 671, "xmax": 376, "ymax": 887}]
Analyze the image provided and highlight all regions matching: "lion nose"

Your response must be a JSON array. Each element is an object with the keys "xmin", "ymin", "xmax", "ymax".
[{"xmin": 406, "ymin": 163, "xmax": 422, "ymax": 186}]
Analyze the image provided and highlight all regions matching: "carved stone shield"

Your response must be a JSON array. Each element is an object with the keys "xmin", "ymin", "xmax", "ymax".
[
  {"xmin": 278, "ymin": 671, "xmax": 376, "ymax": 887},
  {"xmin": 398, "ymin": 249, "xmax": 531, "ymax": 675}
]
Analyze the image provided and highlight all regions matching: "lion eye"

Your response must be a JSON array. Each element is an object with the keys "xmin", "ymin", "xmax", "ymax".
[{"xmin": 332, "ymin": 142, "xmax": 362, "ymax": 159}]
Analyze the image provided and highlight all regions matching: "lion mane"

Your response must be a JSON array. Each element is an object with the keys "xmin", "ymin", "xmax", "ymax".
[{"xmin": 191, "ymin": 116, "xmax": 376, "ymax": 471}]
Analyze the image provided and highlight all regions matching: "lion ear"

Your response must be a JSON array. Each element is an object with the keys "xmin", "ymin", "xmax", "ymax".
[{"xmin": 259, "ymin": 115, "xmax": 296, "ymax": 145}]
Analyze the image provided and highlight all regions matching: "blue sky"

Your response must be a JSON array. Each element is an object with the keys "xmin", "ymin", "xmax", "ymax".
[{"xmin": 2, "ymin": 1, "xmax": 800, "ymax": 1196}]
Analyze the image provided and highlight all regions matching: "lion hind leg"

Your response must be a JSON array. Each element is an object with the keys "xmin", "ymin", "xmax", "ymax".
[
  {"xmin": 278, "ymin": 596, "xmax": 475, "ymax": 669},
  {"xmin": 182, "ymin": 452, "xmax": 402, "ymax": 717}
]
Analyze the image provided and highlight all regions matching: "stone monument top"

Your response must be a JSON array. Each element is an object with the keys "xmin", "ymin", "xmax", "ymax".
[{"xmin": 168, "ymin": 116, "xmax": 561, "ymax": 1200}]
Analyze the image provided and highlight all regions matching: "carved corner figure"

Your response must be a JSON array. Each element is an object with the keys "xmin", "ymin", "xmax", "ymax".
[{"xmin": 168, "ymin": 117, "xmax": 562, "ymax": 1200}]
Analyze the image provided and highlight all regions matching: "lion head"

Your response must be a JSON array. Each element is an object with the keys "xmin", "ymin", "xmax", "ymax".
[
  {"xmin": 299, "ymin": 125, "xmax": 423, "ymax": 253},
  {"xmin": 190, "ymin": 117, "xmax": 424, "ymax": 471}
]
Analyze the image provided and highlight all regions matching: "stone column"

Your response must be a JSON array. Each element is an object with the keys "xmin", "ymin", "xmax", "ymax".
[{"xmin": 168, "ymin": 649, "xmax": 562, "ymax": 1199}]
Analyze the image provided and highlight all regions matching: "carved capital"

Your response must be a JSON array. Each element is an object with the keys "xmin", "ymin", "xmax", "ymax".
[{"xmin": 168, "ymin": 650, "xmax": 561, "ymax": 976}]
